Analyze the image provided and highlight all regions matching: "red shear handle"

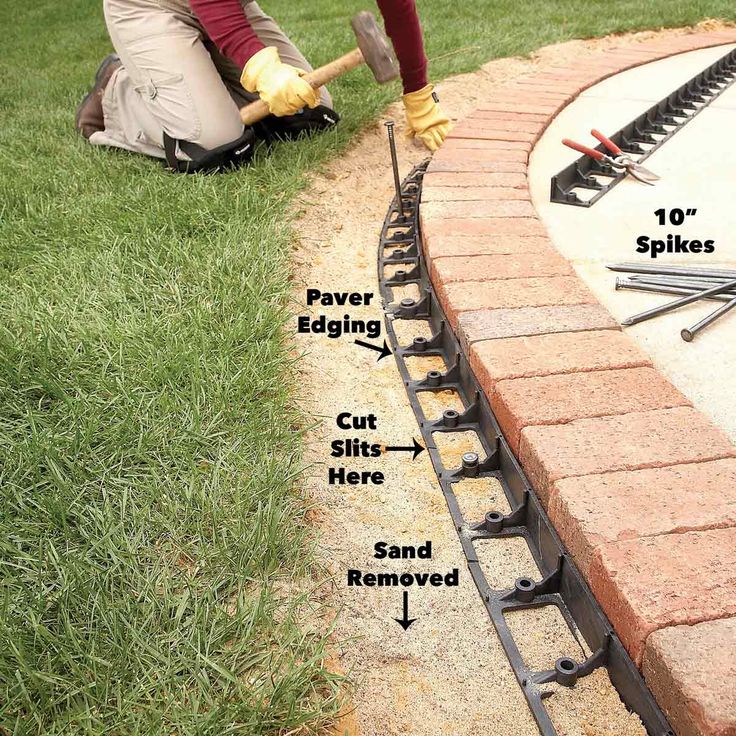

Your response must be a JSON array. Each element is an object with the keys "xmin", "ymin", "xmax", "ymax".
[
  {"xmin": 591, "ymin": 129, "xmax": 622, "ymax": 156},
  {"xmin": 562, "ymin": 138, "xmax": 604, "ymax": 161}
]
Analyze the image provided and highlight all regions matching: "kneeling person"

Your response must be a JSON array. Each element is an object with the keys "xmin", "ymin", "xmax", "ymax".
[{"xmin": 76, "ymin": 0, "xmax": 451, "ymax": 172}]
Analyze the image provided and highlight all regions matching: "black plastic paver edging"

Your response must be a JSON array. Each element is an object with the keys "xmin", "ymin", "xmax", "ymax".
[
  {"xmin": 378, "ymin": 160, "xmax": 673, "ymax": 736},
  {"xmin": 551, "ymin": 46, "xmax": 736, "ymax": 207}
]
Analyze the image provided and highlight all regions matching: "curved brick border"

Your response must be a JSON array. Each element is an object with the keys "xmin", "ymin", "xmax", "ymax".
[{"xmin": 420, "ymin": 31, "xmax": 736, "ymax": 736}]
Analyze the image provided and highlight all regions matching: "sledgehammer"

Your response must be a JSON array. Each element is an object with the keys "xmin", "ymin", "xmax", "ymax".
[{"xmin": 239, "ymin": 11, "xmax": 398, "ymax": 126}]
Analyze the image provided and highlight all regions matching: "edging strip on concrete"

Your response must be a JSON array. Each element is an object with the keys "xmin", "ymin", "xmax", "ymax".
[{"xmin": 420, "ymin": 30, "xmax": 736, "ymax": 736}]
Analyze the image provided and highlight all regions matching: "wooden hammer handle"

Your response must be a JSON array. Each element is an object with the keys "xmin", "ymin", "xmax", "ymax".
[{"xmin": 240, "ymin": 47, "xmax": 364, "ymax": 126}]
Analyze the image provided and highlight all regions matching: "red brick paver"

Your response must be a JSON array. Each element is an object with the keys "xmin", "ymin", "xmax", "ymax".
[
  {"xmin": 518, "ymin": 406, "xmax": 736, "ymax": 504},
  {"xmin": 449, "ymin": 125, "xmax": 539, "ymax": 143},
  {"xmin": 431, "ymin": 251, "xmax": 571, "ymax": 286},
  {"xmin": 468, "ymin": 110, "xmax": 549, "ymax": 124},
  {"xmin": 457, "ymin": 303, "xmax": 618, "ymax": 348},
  {"xmin": 440, "ymin": 138, "xmax": 533, "ymax": 152},
  {"xmin": 470, "ymin": 330, "xmax": 652, "ymax": 391},
  {"xmin": 421, "ymin": 200, "xmax": 536, "ymax": 220},
  {"xmin": 643, "ymin": 618, "xmax": 736, "ymax": 736},
  {"xmin": 437, "ymin": 276, "xmax": 595, "ymax": 328},
  {"xmin": 421, "ymin": 186, "xmax": 531, "ymax": 202},
  {"xmin": 431, "ymin": 148, "xmax": 529, "ymax": 167},
  {"xmin": 549, "ymin": 458, "xmax": 736, "ymax": 577},
  {"xmin": 475, "ymin": 101, "xmax": 567, "ymax": 116},
  {"xmin": 423, "ymin": 171, "xmax": 528, "ymax": 188},
  {"xmin": 420, "ymin": 214, "xmax": 547, "ymax": 240},
  {"xmin": 422, "ymin": 234, "xmax": 552, "ymax": 261},
  {"xmin": 427, "ymin": 159, "xmax": 528, "ymax": 174},
  {"xmin": 589, "ymin": 527, "xmax": 736, "ymax": 665},
  {"xmin": 493, "ymin": 367, "xmax": 690, "ymax": 453}
]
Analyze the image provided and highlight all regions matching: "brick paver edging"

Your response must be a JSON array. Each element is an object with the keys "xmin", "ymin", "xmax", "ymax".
[{"xmin": 419, "ymin": 31, "xmax": 736, "ymax": 736}]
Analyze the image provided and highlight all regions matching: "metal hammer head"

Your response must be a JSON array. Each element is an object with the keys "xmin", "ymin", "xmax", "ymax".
[{"xmin": 351, "ymin": 11, "xmax": 399, "ymax": 84}]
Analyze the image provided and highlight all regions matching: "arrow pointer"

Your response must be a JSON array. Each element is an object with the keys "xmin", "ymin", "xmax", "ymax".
[
  {"xmin": 383, "ymin": 437, "xmax": 425, "ymax": 460},
  {"xmin": 354, "ymin": 339, "xmax": 392, "ymax": 361},
  {"xmin": 394, "ymin": 590, "xmax": 417, "ymax": 631}
]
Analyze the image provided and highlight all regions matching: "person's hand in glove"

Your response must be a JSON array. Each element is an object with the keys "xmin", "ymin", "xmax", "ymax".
[
  {"xmin": 403, "ymin": 84, "xmax": 451, "ymax": 151},
  {"xmin": 241, "ymin": 46, "xmax": 319, "ymax": 117}
]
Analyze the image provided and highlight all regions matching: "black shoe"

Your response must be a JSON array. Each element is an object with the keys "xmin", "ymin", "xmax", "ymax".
[
  {"xmin": 75, "ymin": 54, "xmax": 122, "ymax": 139},
  {"xmin": 253, "ymin": 104, "xmax": 340, "ymax": 142}
]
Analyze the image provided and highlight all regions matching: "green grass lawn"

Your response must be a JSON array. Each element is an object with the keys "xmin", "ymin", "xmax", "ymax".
[{"xmin": 1, "ymin": 1, "xmax": 734, "ymax": 733}]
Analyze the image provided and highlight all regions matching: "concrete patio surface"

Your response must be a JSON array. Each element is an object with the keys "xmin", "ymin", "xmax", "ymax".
[{"xmin": 530, "ymin": 44, "xmax": 736, "ymax": 441}]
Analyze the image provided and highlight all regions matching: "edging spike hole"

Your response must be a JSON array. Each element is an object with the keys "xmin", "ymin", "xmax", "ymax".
[
  {"xmin": 554, "ymin": 657, "xmax": 580, "ymax": 687},
  {"xmin": 515, "ymin": 576, "xmax": 536, "ymax": 603},
  {"xmin": 443, "ymin": 409, "xmax": 460, "ymax": 428},
  {"xmin": 389, "ymin": 227, "xmax": 409, "ymax": 241},
  {"xmin": 426, "ymin": 369, "xmax": 442, "ymax": 386},
  {"xmin": 383, "ymin": 243, "xmax": 406, "ymax": 257},
  {"xmin": 412, "ymin": 336, "xmax": 428, "ymax": 352},
  {"xmin": 485, "ymin": 510, "xmax": 504, "ymax": 532},
  {"xmin": 461, "ymin": 451, "xmax": 480, "ymax": 476}
]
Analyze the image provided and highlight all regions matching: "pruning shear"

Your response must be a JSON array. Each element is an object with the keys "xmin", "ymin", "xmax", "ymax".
[{"xmin": 562, "ymin": 129, "xmax": 660, "ymax": 185}]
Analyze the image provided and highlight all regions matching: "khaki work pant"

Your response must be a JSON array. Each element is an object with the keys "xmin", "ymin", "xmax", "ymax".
[{"xmin": 92, "ymin": 0, "xmax": 332, "ymax": 159}]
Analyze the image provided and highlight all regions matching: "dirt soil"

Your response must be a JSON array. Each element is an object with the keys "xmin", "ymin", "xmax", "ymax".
[{"xmin": 291, "ymin": 23, "xmax": 730, "ymax": 736}]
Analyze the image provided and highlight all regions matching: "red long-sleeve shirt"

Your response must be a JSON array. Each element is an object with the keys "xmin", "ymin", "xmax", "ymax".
[{"xmin": 189, "ymin": 0, "xmax": 429, "ymax": 93}]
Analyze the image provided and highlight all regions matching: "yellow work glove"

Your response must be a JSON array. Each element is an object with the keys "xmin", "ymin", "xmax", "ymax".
[
  {"xmin": 403, "ymin": 84, "xmax": 451, "ymax": 151},
  {"xmin": 241, "ymin": 46, "xmax": 319, "ymax": 117}
]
